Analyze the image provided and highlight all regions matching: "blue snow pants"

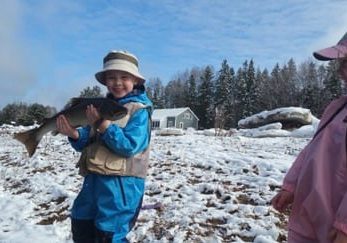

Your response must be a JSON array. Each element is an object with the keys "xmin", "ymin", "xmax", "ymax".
[{"xmin": 70, "ymin": 174, "xmax": 145, "ymax": 243}]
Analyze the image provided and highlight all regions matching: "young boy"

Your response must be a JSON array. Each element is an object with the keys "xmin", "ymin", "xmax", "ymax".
[{"xmin": 56, "ymin": 50, "xmax": 153, "ymax": 243}]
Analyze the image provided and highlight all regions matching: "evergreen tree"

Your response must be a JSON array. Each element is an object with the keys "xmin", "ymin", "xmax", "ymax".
[
  {"xmin": 298, "ymin": 61, "xmax": 321, "ymax": 114},
  {"xmin": 276, "ymin": 59, "xmax": 299, "ymax": 107},
  {"xmin": 185, "ymin": 74, "xmax": 198, "ymax": 112},
  {"xmin": 146, "ymin": 85, "xmax": 153, "ymax": 101},
  {"xmin": 64, "ymin": 85, "xmax": 104, "ymax": 109},
  {"xmin": 0, "ymin": 103, "xmax": 27, "ymax": 125},
  {"xmin": 215, "ymin": 60, "xmax": 232, "ymax": 106},
  {"xmin": 234, "ymin": 62, "xmax": 248, "ymax": 120},
  {"xmin": 256, "ymin": 68, "xmax": 271, "ymax": 111},
  {"xmin": 0, "ymin": 102, "xmax": 55, "ymax": 126},
  {"xmin": 149, "ymin": 78, "xmax": 165, "ymax": 108},
  {"xmin": 164, "ymin": 79, "xmax": 185, "ymax": 108},
  {"xmin": 214, "ymin": 60, "xmax": 235, "ymax": 128},
  {"xmin": 225, "ymin": 66, "xmax": 236, "ymax": 128},
  {"xmin": 324, "ymin": 60, "xmax": 343, "ymax": 101},
  {"xmin": 163, "ymin": 82, "xmax": 173, "ymax": 108},
  {"xmin": 27, "ymin": 103, "xmax": 49, "ymax": 124},
  {"xmin": 268, "ymin": 63, "xmax": 281, "ymax": 109},
  {"xmin": 79, "ymin": 85, "xmax": 104, "ymax": 98},
  {"xmin": 316, "ymin": 64, "xmax": 326, "ymax": 88},
  {"xmin": 285, "ymin": 58, "xmax": 300, "ymax": 106},
  {"xmin": 244, "ymin": 59, "xmax": 258, "ymax": 115},
  {"xmin": 197, "ymin": 66, "xmax": 215, "ymax": 129}
]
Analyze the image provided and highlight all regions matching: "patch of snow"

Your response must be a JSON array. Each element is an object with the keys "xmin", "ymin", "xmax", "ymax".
[{"xmin": 0, "ymin": 124, "xmax": 312, "ymax": 242}]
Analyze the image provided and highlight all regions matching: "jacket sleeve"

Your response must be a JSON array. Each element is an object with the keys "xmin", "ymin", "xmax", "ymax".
[
  {"xmin": 334, "ymin": 195, "xmax": 347, "ymax": 235},
  {"xmin": 282, "ymin": 148, "xmax": 308, "ymax": 193},
  {"xmin": 68, "ymin": 126, "xmax": 91, "ymax": 152},
  {"xmin": 100, "ymin": 108, "xmax": 150, "ymax": 157}
]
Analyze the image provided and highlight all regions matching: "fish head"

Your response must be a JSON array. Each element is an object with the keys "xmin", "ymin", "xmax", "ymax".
[{"xmin": 99, "ymin": 99, "xmax": 128, "ymax": 121}]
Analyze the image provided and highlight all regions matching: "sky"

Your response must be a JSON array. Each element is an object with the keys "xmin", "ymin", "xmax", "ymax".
[{"xmin": 1, "ymin": 0, "xmax": 347, "ymax": 110}]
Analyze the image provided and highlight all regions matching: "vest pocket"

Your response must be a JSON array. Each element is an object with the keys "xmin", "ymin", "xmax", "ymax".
[
  {"xmin": 86, "ymin": 142, "xmax": 127, "ymax": 174},
  {"xmin": 104, "ymin": 153, "xmax": 126, "ymax": 172}
]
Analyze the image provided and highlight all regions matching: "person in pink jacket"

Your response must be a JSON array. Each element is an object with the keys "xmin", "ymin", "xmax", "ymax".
[{"xmin": 271, "ymin": 32, "xmax": 347, "ymax": 243}]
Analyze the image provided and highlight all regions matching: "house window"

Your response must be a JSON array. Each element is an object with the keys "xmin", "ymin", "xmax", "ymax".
[
  {"xmin": 184, "ymin": 113, "xmax": 192, "ymax": 120},
  {"xmin": 167, "ymin": 117, "xmax": 175, "ymax": 127},
  {"xmin": 152, "ymin": 121, "xmax": 160, "ymax": 128}
]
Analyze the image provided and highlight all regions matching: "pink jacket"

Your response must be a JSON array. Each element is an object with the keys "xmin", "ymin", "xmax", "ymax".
[{"xmin": 283, "ymin": 95, "xmax": 347, "ymax": 242}]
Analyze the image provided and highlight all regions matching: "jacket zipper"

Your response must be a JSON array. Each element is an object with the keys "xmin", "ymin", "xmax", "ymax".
[{"xmin": 117, "ymin": 177, "xmax": 127, "ymax": 206}]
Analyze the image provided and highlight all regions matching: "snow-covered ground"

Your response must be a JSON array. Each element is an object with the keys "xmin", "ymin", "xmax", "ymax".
[{"xmin": 0, "ymin": 124, "xmax": 311, "ymax": 242}]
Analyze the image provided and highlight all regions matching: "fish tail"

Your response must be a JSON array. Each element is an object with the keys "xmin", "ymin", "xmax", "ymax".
[{"xmin": 13, "ymin": 127, "xmax": 41, "ymax": 157}]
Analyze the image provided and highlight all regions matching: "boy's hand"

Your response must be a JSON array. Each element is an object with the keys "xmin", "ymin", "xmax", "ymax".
[
  {"xmin": 96, "ymin": 120, "xmax": 111, "ymax": 133},
  {"xmin": 271, "ymin": 189, "xmax": 294, "ymax": 212},
  {"xmin": 85, "ymin": 105, "xmax": 111, "ymax": 133},
  {"xmin": 330, "ymin": 229, "xmax": 347, "ymax": 243},
  {"xmin": 86, "ymin": 105, "xmax": 101, "ymax": 125},
  {"xmin": 56, "ymin": 115, "xmax": 79, "ymax": 140}
]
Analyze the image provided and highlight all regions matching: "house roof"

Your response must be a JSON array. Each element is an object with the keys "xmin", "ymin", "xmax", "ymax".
[{"xmin": 152, "ymin": 107, "xmax": 199, "ymax": 120}]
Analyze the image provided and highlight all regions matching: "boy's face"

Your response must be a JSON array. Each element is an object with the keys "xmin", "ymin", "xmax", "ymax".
[{"xmin": 104, "ymin": 70, "xmax": 138, "ymax": 98}]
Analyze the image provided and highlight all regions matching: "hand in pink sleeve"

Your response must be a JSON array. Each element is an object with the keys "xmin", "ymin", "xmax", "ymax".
[
  {"xmin": 334, "ymin": 193, "xmax": 347, "ymax": 237},
  {"xmin": 271, "ymin": 190, "xmax": 294, "ymax": 213},
  {"xmin": 282, "ymin": 148, "xmax": 309, "ymax": 192},
  {"xmin": 329, "ymin": 228, "xmax": 347, "ymax": 243}
]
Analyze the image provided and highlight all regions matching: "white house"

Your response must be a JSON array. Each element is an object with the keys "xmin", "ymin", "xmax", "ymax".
[{"xmin": 151, "ymin": 107, "xmax": 199, "ymax": 130}]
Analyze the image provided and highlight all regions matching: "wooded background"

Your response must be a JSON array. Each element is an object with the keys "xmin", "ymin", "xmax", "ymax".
[{"xmin": 1, "ymin": 58, "xmax": 343, "ymax": 129}]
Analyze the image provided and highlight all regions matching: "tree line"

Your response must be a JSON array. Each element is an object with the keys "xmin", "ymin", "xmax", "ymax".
[
  {"xmin": 0, "ymin": 103, "xmax": 57, "ymax": 126},
  {"xmin": 0, "ymin": 58, "xmax": 344, "ymax": 129},
  {"xmin": 0, "ymin": 86, "xmax": 103, "ymax": 126},
  {"xmin": 146, "ymin": 58, "xmax": 344, "ymax": 129}
]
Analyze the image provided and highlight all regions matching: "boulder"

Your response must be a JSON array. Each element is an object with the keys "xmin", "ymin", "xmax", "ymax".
[
  {"xmin": 155, "ymin": 128, "xmax": 184, "ymax": 136},
  {"xmin": 238, "ymin": 107, "xmax": 313, "ymax": 129}
]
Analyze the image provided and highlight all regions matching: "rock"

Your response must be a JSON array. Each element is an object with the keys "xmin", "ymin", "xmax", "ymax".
[
  {"xmin": 238, "ymin": 107, "xmax": 313, "ymax": 129},
  {"xmin": 155, "ymin": 128, "xmax": 184, "ymax": 136}
]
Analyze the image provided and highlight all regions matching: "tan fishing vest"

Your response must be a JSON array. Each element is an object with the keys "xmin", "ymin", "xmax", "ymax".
[{"xmin": 76, "ymin": 102, "xmax": 151, "ymax": 178}]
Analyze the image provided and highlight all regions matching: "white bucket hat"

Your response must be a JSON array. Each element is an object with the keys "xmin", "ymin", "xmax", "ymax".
[{"xmin": 95, "ymin": 50, "xmax": 146, "ymax": 85}]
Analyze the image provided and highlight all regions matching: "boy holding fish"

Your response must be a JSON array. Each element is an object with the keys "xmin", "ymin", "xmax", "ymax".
[{"xmin": 57, "ymin": 50, "xmax": 153, "ymax": 243}]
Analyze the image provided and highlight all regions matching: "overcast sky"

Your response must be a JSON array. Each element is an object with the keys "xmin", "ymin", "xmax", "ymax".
[{"xmin": 1, "ymin": 0, "xmax": 347, "ymax": 109}]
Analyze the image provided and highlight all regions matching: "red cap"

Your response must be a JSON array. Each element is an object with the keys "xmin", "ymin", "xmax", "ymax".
[{"xmin": 313, "ymin": 32, "xmax": 347, "ymax": 61}]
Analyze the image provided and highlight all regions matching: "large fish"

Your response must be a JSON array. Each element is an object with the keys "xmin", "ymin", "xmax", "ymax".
[{"xmin": 14, "ymin": 97, "xmax": 128, "ymax": 157}]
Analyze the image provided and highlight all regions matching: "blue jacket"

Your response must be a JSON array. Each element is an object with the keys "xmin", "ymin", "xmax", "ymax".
[
  {"xmin": 70, "ymin": 88, "xmax": 153, "ymax": 155},
  {"xmin": 69, "ymin": 87, "xmax": 153, "ymax": 236}
]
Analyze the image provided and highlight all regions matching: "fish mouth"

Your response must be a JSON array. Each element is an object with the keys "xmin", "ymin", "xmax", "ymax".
[
  {"xmin": 105, "ymin": 109, "xmax": 127, "ymax": 120},
  {"xmin": 104, "ymin": 113, "xmax": 126, "ymax": 121}
]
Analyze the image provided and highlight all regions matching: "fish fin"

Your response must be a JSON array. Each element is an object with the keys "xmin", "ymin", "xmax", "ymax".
[
  {"xmin": 69, "ymin": 97, "xmax": 86, "ymax": 107},
  {"xmin": 51, "ymin": 130, "xmax": 59, "ymax": 136},
  {"xmin": 40, "ymin": 117, "xmax": 50, "ymax": 125},
  {"xmin": 13, "ymin": 127, "xmax": 41, "ymax": 157},
  {"xmin": 61, "ymin": 97, "xmax": 84, "ymax": 110}
]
